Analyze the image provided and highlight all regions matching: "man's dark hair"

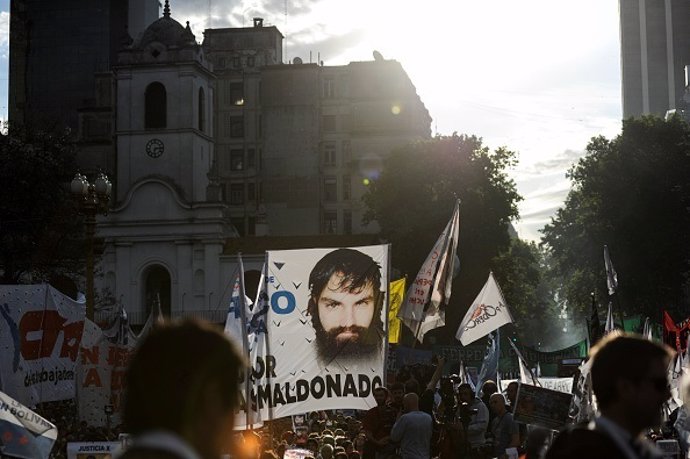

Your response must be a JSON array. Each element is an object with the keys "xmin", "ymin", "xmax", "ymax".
[
  {"xmin": 372, "ymin": 386, "xmax": 389, "ymax": 398},
  {"xmin": 307, "ymin": 248, "xmax": 384, "ymax": 316},
  {"xmin": 590, "ymin": 331, "xmax": 674, "ymax": 409},
  {"xmin": 123, "ymin": 318, "xmax": 244, "ymax": 435},
  {"xmin": 456, "ymin": 383, "xmax": 474, "ymax": 395},
  {"xmin": 307, "ymin": 248, "xmax": 385, "ymax": 361}
]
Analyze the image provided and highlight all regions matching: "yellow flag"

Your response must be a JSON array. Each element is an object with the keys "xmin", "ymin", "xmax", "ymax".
[{"xmin": 388, "ymin": 278, "xmax": 406, "ymax": 344}]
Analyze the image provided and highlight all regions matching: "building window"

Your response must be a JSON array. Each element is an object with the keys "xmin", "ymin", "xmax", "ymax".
[
  {"xmin": 324, "ymin": 177, "xmax": 337, "ymax": 202},
  {"xmin": 145, "ymin": 82, "xmax": 166, "ymax": 129},
  {"xmin": 322, "ymin": 77, "xmax": 335, "ymax": 98},
  {"xmin": 230, "ymin": 116, "xmax": 244, "ymax": 138},
  {"xmin": 232, "ymin": 56, "xmax": 241, "ymax": 68},
  {"xmin": 322, "ymin": 115, "xmax": 336, "ymax": 132},
  {"xmin": 230, "ymin": 149, "xmax": 244, "ymax": 171},
  {"xmin": 247, "ymin": 149, "xmax": 256, "ymax": 168},
  {"xmin": 322, "ymin": 142, "xmax": 336, "ymax": 166},
  {"xmin": 342, "ymin": 174, "xmax": 351, "ymax": 200},
  {"xmin": 342, "ymin": 140, "xmax": 351, "ymax": 164},
  {"xmin": 217, "ymin": 57, "xmax": 226, "ymax": 69},
  {"xmin": 248, "ymin": 182, "xmax": 256, "ymax": 201},
  {"xmin": 217, "ymin": 147, "xmax": 230, "ymax": 173},
  {"xmin": 248, "ymin": 217, "xmax": 256, "ymax": 236},
  {"xmin": 323, "ymin": 211, "xmax": 337, "ymax": 234},
  {"xmin": 198, "ymin": 87, "xmax": 205, "ymax": 132},
  {"xmin": 247, "ymin": 56, "xmax": 255, "ymax": 67},
  {"xmin": 230, "ymin": 82, "xmax": 244, "ymax": 106},
  {"xmin": 343, "ymin": 210, "xmax": 352, "ymax": 234},
  {"xmin": 230, "ymin": 184, "xmax": 244, "ymax": 205}
]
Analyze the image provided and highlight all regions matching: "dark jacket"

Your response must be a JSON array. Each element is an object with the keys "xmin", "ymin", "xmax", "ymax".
[{"xmin": 545, "ymin": 421, "xmax": 629, "ymax": 459}]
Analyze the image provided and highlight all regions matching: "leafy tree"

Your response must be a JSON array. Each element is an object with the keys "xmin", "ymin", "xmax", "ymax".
[
  {"xmin": 542, "ymin": 115, "xmax": 690, "ymax": 321},
  {"xmin": 492, "ymin": 239, "xmax": 561, "ymax": 346},
  {"xmin": 363, "ymin": 134, "xmax": 523, "ymax": 343},
  {"xmin": 0, "ymin": 123, "xmax": 83, "ymax": 284}
]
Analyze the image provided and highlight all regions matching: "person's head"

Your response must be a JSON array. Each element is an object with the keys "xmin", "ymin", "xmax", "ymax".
[
  {"xmin": 320, "ymin": 443, "xmax": 335, "ymax": 459},
  {"xmin": 590, "ymin": 332, "xmax": 674, "ymax": 432},
  {"xmin": 307, "ymin": 438, "xmax": 319, "ymax": 454},
  {"xmin": 456, "ymin": 383, "xmax": 474, "ymax": 404},
  {"xmin": 506, "ymin": 381, "xmax": 519, "ymax": 406},
  {"xmin": 488, "ymin": 393, "xmax": 507, "ymax": 415},
  {"xmin": 402, "ymin": 392, "xmax": 419, "ymax": 412},
  {"xmin": 343, "ymin": 440, "xmax": 353, "ymax": 454},
  {"xmin": 404, "ymin": 379, "xmax": 420, "ymax": 396},
  {"xmin": 372, "ymin": 386, "xmax": 389, "ymax": 407},
  {"xmin": 480, "ymin": 380, "xmax": 498, "ymax": 399},
  {"xmin": 389, "ymin": 382, "xmax": 404, "ymax": 405},
  {"xmin": 308, "ymin": 249, "xmax": 385, "ymax": 362},
  {"xmin": 124, "ymin": 319, "xmax": 244, "ymax": 459}
]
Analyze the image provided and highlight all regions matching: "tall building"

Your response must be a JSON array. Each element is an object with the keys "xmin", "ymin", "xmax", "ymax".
[
  {"xmin": 9, "ymin": 0, "xmax": 159, "ymax": 130},
  {"xmin": 619, "ymin": 0, "xmax": 690, "ymax": 118},
  {"xmin": 9, "ymin": 2, "xmax": 431, "ymax": 321}
]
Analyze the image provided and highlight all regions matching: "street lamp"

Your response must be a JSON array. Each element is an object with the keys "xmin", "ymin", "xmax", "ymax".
[{"xmin": 71, "ymin": 172, "xmax": 112, "ymax": 320}]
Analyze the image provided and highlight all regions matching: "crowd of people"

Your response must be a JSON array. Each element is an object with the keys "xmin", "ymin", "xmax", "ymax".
[{"xmin": 31, "ymin": 319, "xmax": 689, "ymax": 459}]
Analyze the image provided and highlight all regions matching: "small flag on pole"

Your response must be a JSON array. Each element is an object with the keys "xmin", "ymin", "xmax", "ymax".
[
  {"xmin": 604, "ymin": 245, "xmax": 618, "ymax": 296},
  {"xmin": 387, "ymin": 278, "xmax": 406, "ymax": 344},
  {"xmin": 476, "ymin": 331, "xmax": 499, "ymax": 396},
  {"xmin": 399, "ymin": 200, "xmax": 460, "ymax": 342},
  {"xmin": 455, "ymin": 272, "xmax": 514, "ymax": 346},
  {"xmin": 604, "ymin": 302, "xmax": 615, "ymax": 334}
]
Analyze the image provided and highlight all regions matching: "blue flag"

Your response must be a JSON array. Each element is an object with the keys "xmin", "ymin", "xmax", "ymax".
[
  {"xmin": 0, "ymin": 390, "xmax": 58, "ymax": 459},
  {"xmin": 476, "ymin": 331, "xmax": 499, "ymax": 396}
]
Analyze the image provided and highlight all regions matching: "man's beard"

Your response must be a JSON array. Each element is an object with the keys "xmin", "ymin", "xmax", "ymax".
[{"xmin": 313, "ymin": 322, "xmax": 383, "ymax": 363}]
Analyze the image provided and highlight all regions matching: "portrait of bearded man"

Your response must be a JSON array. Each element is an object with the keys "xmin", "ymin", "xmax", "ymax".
[{"xmin": 307, "ymin": 248, "xmax": 385, "ymax": 364}]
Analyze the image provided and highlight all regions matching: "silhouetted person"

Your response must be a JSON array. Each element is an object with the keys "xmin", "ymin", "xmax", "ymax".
[
  {"xmin": 546, "ymin": 332, "xmax": 673, "ymax": 459},
  {"xmin": 120, "ymin": 319, "xmax": 244, "ymax": 459},
  {"xmin": 390, "ymin": 393, "xmax": 433, "ymax": 459}
]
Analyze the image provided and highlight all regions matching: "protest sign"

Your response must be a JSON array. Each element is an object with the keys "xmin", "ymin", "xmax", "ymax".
[
  {"xmin": 0, "ymin": 285, "xmax": 86, "ymax": 405},
  {"xmin": 261, "ymin": 245, "xmax": 388, "ymax": 418},
  {"xmin": 77, "ymin": 317, "xmax": 136, "ymax": 427},
  {"xmin": 501, "ymin": 378, "xmax": 573, "ymax": 394},
  {"xmin": 513, "ymin": 383, "xmax": 573, "ymax": 430},
  {"xmin": 66, "ymin": 442, "xmax": 120, "ymax": 459},
  {"xmin": 0, "ymin": 390, "xmax": 58, "ymax": 459}
]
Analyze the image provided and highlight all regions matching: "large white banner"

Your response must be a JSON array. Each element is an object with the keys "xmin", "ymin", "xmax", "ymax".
[
  {"xmin": 261, "ymin": 245, "xmax": 389, "ymax": 418},
  {"xmin": 0, "ymin": 285, "xmax": 86, "ymax": 405},
  {"xmin": 77, "ymin": 317, "xmax": 136, "ymax": 427}
]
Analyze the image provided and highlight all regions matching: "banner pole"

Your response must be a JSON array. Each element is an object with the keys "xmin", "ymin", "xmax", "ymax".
[{"xmin": 383, "ymin": 243, "xmax": 392, "ymax": 386}]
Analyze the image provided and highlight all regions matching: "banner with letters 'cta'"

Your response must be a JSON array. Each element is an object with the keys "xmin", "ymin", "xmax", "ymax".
[
  {"xmin": 0, "ymin": 285, "xmax": 86, "ymax": 406},
  {"xmin": 262, "ymin": 245, "xmax": 389, "ymax": 418}
]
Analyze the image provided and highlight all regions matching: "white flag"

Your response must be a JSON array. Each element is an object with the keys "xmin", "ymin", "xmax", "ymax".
[
  {"xmin": 642, "ymin": 317, "xmax": 653, "ymax": 341},
  {"xmin": 509, "ymin": 340, "xmax": 540, "ymax": 387},
  {"xmin": 455, "ymin": 272, "xmax": 514, "ymax": 345},
  {"xmin": 604, "ymin": 302, "xmax": 615, "ymax": 334},
  {"xmin": 604, "ymin": 245, "xmax": 618, "ymax": 296},
  {"xmin": 137, "ymin": 294, "xmax": 164, "ymax": 340},
  {"xmin": 399, "ymin": 201, "xmax": 460, "ymax": 342}
]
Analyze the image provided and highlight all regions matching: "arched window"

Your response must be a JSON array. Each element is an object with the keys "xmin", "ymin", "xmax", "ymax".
[
  {"xmin": 145, "ymin": 82, "xmax": 167, "ymax": 129},
  {"xmin": 198, "ymin": 87, "xmax": 205, "ymax": 132},
  {"xmin": 144, "ymin": 264, "xmax": 171, "ymax": 317}
]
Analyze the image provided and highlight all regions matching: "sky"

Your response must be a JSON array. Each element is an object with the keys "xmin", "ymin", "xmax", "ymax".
[{"xmin": 0, "ymin": 0, "xmax": 623, "ymax": 242}]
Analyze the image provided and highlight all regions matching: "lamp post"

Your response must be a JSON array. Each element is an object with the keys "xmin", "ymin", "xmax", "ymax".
[{"xmin": 71, "ymin": 172, "xmax": 112, "ymax": 320}]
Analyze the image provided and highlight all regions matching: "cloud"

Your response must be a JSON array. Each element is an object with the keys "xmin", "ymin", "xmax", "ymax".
[
  {"xmin": 526, "ymin": 149, "xmax": 585, "ymax": 175},
  {"xmin": 0, "ymin": 11, "xmax": 8, "ymax": 59}
]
